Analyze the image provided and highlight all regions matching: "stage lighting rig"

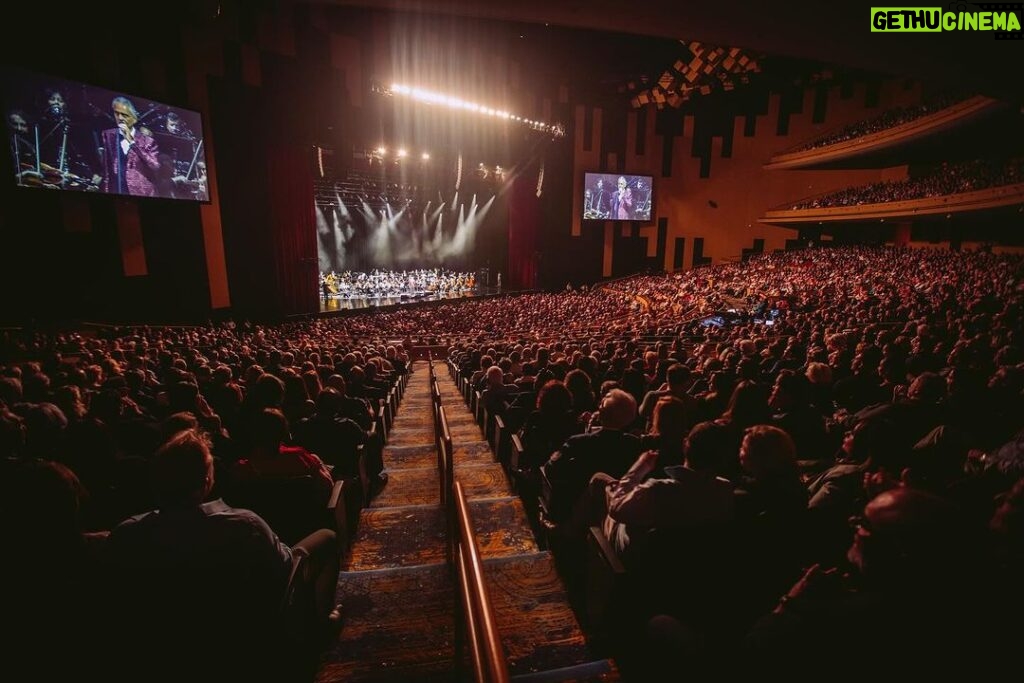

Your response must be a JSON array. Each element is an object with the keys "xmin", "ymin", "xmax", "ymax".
[{"xmin": 375, "ymin": 81, "xmax": 566, "ymax": 139}]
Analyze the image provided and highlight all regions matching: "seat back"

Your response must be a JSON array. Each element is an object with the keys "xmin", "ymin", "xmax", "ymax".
[{"xmin": 226, "ymin": 475, "xmax": 330, "ymax": 545}]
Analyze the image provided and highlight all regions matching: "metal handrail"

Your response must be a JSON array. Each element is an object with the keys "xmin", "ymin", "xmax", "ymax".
[
  {"xmin": 456, "ymin": 542, "xmax": 486, "ymax": 681},
  {"xmin": 454, "ymin": 479, "xmax": 510, "ymax": 683},
  {"xmin": 439, "ymin": 405, "xmax": 452, "ymax": 507}
]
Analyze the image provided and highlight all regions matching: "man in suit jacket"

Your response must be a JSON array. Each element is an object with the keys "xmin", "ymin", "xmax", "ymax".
[
  {"xmin": 542, "ymin": 389, "xmax": 641, "ymax": 525},
  {"xmin": 100, "ymin": 96, "xmax": 160, "ymax": 197}
]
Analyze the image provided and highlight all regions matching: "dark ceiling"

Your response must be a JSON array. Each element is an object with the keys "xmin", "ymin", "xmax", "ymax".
[{"xmin": 303, "ymin": 0, "xmax": 1024, "ymax": 105}]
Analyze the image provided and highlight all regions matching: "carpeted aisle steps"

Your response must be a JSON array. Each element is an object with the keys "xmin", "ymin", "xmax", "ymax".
[
  {"xmin": 483, "ymin": 552, "xmax": 591, "ymax": 677},
  {"xmin": 366, "ymin": 466, "xmax": 439, "ymax": 508},
  {"xmin": 316, "ymin": 361, "xmax": 454, "ymax": 683},
  {"xmin": 317, "ymin": 362, "xmax": 617, "ymax": 682},
  {"xmin": 317, "ymin": 564, "xmax": 454, "ymax": 683},
  {"xmin": 469, "ymin": 497, "xmax": 539, "ymax": 559},
  {"xmin": 342, "ymin": 504, "xmax": 447, "ymax": 571},
  {"xmin": 436, "ymin": 371, "xmax": 619, "ymax": 681}
]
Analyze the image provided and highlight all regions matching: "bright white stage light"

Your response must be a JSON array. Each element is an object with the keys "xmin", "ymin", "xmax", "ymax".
[{"xmin": 386, "ymin": 82, "xmax": 564, "ymax": 136}]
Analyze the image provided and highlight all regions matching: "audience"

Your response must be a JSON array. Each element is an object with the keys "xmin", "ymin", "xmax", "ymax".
[
  {"xmin": 2, "ymin": 243, "xmax": 1022, "ymax": 678},
  {"xmin": 790, "ymin": 157, "xmax": 1023, "ymax": 210},
  {"xmin": 105, "ymin": 430, "xmax": 338, "ymax": 681},
  {"xmin": 792, "ymin": 90, "xmax": 970, "ymax": 151}
]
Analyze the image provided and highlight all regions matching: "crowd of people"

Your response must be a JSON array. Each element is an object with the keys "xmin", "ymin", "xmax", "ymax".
[
  {"xmin": 320, "ymin": 268, "xmax": 477, "ymax": 300},
  {"xmin": 792, "ymin": 91, "xmax": 970, "ymax": 152},
  {"xmin": 791, "ymin": 157, "xmax": 1024, "ymax": 210},
  {"xmin": 2, "ymin": 244, "xmax": 1023, "ymax": 676}
]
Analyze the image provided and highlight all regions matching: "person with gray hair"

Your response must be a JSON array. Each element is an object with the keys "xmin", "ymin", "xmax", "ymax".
[
  {"xmin": 100, "ymin": 95, "xmax": 160, "ymax": 196},
  {"xmin": 541, "ymin": 389, "xmax": 641, "ymax": 527}
]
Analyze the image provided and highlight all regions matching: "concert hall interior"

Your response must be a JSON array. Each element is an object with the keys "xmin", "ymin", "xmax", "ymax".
[{"xmin": 2, "ymin": 1, "xmax": 1023, "ymax": 681}]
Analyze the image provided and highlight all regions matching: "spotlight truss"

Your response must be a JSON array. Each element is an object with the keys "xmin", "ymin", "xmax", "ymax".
[{"xmin": 376, "ymin": 82, "xmax": 566, "ymax": 138}]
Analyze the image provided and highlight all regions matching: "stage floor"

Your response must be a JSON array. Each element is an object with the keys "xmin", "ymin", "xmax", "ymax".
[{"xmin": 319, "ymin": 288, "xmax": 501, "ymax": 312}]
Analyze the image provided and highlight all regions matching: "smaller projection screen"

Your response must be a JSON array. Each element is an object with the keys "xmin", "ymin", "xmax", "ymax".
[
  {"xmin": 582, "ymin": 172, "xmax": 653, "ymax": 222},
  {"xmin": 3, "ymin": 68, "xmax": 209, "ymax": 201}
]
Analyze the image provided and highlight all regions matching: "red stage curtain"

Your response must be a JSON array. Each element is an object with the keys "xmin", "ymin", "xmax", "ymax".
[
  {"xmin": 266, "ymin": 145, "xmax": 318, "ymax": 316},
  {"xmin": 507, "ymin": 170, "xmax": 541, "ymax": 290}
]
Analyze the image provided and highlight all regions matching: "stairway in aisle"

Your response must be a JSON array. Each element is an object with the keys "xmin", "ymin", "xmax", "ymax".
[
  {"xmin": 316, "ymin": 361, "xmax": 453, "ymax": 683},
  {"xmin": 435, "ymin": 374, "xmax": 620, "ymax": 681},
  {"xmin": 315, "ymin": 360, "xmax": 617, "ymax": 682}
]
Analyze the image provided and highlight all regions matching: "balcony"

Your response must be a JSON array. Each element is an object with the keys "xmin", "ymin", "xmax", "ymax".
[
  {"xmin": 760, "ymin": 182, "xmax": 1024, "ymax": 225},
  {"xmin": 764, "ymin": 96, "xmax": 1003, "ymax": 170}
]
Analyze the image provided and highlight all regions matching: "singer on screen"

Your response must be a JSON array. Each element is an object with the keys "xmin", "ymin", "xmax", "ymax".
[
  {"xmin": 611, "ymin": 175, "xmax": 632, "ymax": 219},
  {"xmin": 100, "ymin": 96, "xmax": 159, "ymax": 196}
]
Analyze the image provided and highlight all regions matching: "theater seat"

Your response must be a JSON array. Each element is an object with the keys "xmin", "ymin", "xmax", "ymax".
[{"xmin": 224, "ymin": 475, "xmax": 333, "ymax": 546}]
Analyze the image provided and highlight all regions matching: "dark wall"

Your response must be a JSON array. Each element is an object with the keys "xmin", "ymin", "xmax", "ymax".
[
  {"xmin": 0, "ymin": 5, "xmax": 211, "ymax": 323},
  {"xmin": 0, "ymin": 3, "xmax": 980, "ymax": 322}
]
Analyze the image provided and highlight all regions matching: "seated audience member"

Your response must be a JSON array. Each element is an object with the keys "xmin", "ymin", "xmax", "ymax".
[
  {"xmin": 711, "ymin": 381, "xmax": 772, "ymax": 480},
  {"xmin": 385, "ymin": 345, "xmax": 408, "ymax": 375},
  {"xmin": 638, "ymin": 396, "xmax": 689, "ymax": 473},
  {"xmin": 746, "ymin": 487, "xmax": 991, "ymax": 675},
  {"xmin": 695, "ymin": 370, "xmax": 733, "ymax": 423},
  {"xmin": 807, "ymin": 418, "xmax": 902, "ymax": 515},
  {"xmin": 733, "ymin": 425, "xmax": 810, "ymax": 615},
  {"xmin": 481, "ymin": 365, "xmax": 518, "ymax": 417},
  {"xmin": 293, "ymin": 388, "xmax": 367, "ymax": 480},
  {"xmin": 601, "ymin": 420, "xmax": 736, "ymax": 558},
  {"xmin": 470, "ymin": 354, "xmax": 493, "ymax": 390},
  {"xmin": 362, "ymin": 361, "xmax": 391, "ymax": 394},
  {"xmin": 542, "ymin": 389, "xmax": 641, "ymax": 526},
  {"xmin": 515, "ymin": 362, "xmax": 538, "ymax": 391},
  {"xmin": 638, "ymin": 363, "xmax": 700, "ymax": 434},
  {"xmin": 205, "ymin": 364, "xmax": 243, "ymax": 431},
  {"xmin": 803, "ymin": 362, "xmax": 834, "ymax": 417},
  {"xmin": 106, "ymin": 430, "xmax": 339, "ymax": 681},
  {"xmin": 854, "ymin": 371, "xmax": 947, "ymax": 450},
  {"xmin": 2, "ymin": 460, "xmax": 107, "ymax": 679},
  {"xmin": 832, "ymin": 346, "xmax": 886, "ymax": 412},
  {"xmin": 564, "ymin": 368, "xmax": 597, "ymax": 420},
  {"xmin": 735, "ymin": 425, "xmax": 808, "ymax": 519},
  {"xmin": 281, "ymin": 372, "xmax": 315, "ymax": 424},
  {"xmin": 325, "ymin": 374, "xmax": 374, "ymax": 429},
  {"xmin": 236, "ymin": 372, "xmax": 286, "ymax": 447},
  {"xmin": 235, "ymin": 408, "xmax": 333, "ymax": 496},
  {"xmin": 619, "ymin": 358, "xmax": 649, "ymax": 407},
  {"xmin": 769, "ymin": 370, "xmax": 829, "ymax": 462},
  {"xmin": 518, "ymin": 380, "xmax": 582, "ymax": 471}
]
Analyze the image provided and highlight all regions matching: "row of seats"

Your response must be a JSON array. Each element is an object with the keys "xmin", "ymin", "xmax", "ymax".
[{"xmin": 220, "ymin": 369, "xmax": 410, "ymax": 554}]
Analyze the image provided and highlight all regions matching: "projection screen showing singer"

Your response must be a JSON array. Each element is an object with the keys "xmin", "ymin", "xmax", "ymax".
[
  {"xmin": 582, "ymin": 172, "xmax": 653, "ymax": 222},
  {"xmin": 3, "ymin": 67, "xmax": 209, "ymax": 202}
]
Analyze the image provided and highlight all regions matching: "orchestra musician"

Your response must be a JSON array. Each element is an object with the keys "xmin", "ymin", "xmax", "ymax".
[
  {"xmin": 586, "ymin": 177, "xmax": 610, "ymax": 219},
  {"xmin": 170, "ymin": 159, "xmax": 208, "ymax": 199},
  {"xmin": 8, "ymin": 87, "xmax": 98, "ymax": 190},
  {"xmin": 38, "ymin": 88, "xmax": 99, "ymax": 190},
  {"xmin": 8, "ymin": 109, "xmax": 38, "ymax": 184},
  {"xmin": 159, "ymin": 109, "xmax": 208, "ymax": 199},
  {"xmin": 634, "ymin": 178, "xmax": 651, "ymax": 218}
]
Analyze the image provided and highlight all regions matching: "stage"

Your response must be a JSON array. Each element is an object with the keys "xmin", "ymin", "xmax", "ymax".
[{"xmin": 319, "ymin": 287, "xmax": 502, "ymax": 313}]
